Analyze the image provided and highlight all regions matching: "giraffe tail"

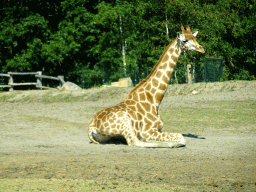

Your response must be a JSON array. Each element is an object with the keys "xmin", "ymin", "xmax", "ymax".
[{"xmin": 88, "ymin": 120, "xmax": 100, "ymax": 144}]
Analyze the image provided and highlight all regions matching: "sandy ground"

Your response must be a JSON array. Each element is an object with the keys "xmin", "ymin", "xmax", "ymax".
[{"xmin": 0, "ymin": 81, "xmax": 256, "ymax": 191}]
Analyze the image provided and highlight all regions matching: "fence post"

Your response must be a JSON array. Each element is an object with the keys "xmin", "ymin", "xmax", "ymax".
[
  {"xmin": 187, "ymin": 64, "xmax": 192, "ymax": 84},
  {"xmin": 0, "ymin": 71, "xmax": 2, "ymax": 85},
  {"xmin": 0, "ymin": 71, "xmax": 3, "ymax": 86},
  {"xmin": 57, "ymin": 75, "xmax": 65, "ymax": 87},
  {"xmin": 134, "ymin": 67, "xmax": 137, "ymax": 86},
  {"xmin": 120, "ymin": 68, "xmax": 123, "ymax": 79},
  {"xmin": 204, "ymin": 58, "xmax": 207, "ymax": 82},
  {"xmin": 0, "ymin": 71, "xmax": 3, "ymax": 91},
  {"xmin": 82, "ymin": 67, "xmax": 85, "ymax": 88},
  {"xmin": 36, "ymin": 71, "xmax": 42, "ymax": 90},
  {"xmin": 213, "ymin": 60, "xmax": 216, "ymax": 82},
  {"xmin": 8, "ymin": 72, "xmax": 13, "ymax": 91},
  {"xmin": 102, "ymin": 68, "xmax": 105, "ymax": 85},
  {"xmin": 219, "ymin": 56, "xmax": 223, "ymax": 78}
]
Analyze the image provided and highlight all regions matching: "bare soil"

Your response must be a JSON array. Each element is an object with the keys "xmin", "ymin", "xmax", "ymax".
[{"xmin": 0, "ymin": 80, "xmax": 256, "ymax": 191}]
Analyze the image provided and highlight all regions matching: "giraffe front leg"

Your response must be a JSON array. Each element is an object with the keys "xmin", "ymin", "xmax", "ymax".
[
  {"xmin": 124, "ymin": 129, "xmax": 181, "ymax": 148},
  {"xmin": 121, "ymin": 120, "xmax": 181, "ymax": 148},
  {"xmin": 144, "ymin": 118, "xmax": 186, "ymax": 147},
  {"xmin": 123, "ymin": 123, "xmax": 185, "ymax": 148},
  {"xmin": 147, "ymin": 131, "xmax": 186, "ymax": 147}
]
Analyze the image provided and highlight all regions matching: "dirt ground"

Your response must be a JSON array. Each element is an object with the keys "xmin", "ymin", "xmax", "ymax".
[{"xmin": 0, "ymin": 81, "xmax": 256, "ymax": 191}]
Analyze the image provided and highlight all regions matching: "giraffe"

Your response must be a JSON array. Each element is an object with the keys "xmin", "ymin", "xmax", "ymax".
[{"xmin": 88, "ymin": 26, "xmax": 205, "ymax": 148}]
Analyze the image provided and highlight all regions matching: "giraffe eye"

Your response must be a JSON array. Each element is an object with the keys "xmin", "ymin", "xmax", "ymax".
[{"xmin": 183, "ymin": 40, "xmax": 188, "ymax": 43}]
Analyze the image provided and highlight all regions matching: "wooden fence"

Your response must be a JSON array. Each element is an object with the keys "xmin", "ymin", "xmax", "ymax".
[{"xmin": 0, "ymin": 71, "xmax": 65, "ymax": 91}]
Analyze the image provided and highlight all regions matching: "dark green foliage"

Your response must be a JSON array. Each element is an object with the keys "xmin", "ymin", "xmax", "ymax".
[{"xmin": 0, "ymin": 0, "xmax": 255, "ymax": 88}]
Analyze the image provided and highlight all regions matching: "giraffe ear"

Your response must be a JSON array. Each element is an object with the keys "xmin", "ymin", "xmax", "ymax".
[
  {"xmin": 193, "ymin": 31, "xmax": 198, "ymax": 37},
  {"xmin": 181, "ymin": 26, "xmax": 185, "ymax": 34}
]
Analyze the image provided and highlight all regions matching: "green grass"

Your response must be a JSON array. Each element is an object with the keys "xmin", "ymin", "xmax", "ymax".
[
  {"xmin": 21, "ymin": 115, "xmax": 85, "ymax": 129},
  {"xmin": 0, "ymin": 179, "xmax": 197, "ymax": 192},
  {"xmin": 0, "ymin": 91, "xmax": 20, "ymax": 102},
  {"xmin": 160, "ymin": 100, "xmax": 256, "ymax": 133},
  {"xmin": 41, "ymin": 93, "xmax": 85, "ymax": 103},
  {"xmin": 21, "ymin": 100, "xmax": 256, "ymax": 135},
  {"xmin": 0, "ymin": 87, "xmax": 132, "ymax": 103}
]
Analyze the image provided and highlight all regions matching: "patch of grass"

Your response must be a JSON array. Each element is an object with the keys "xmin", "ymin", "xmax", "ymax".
[
  {"xmin": 41, "ymin": 91, "xmax": 87, "ymax": 103},
  {"xmin": 0, "ymin": 87, "xmax": 131, "ymax": 103},
  {"xmin": 0, "ymin": 179, "xmax": 196, "ymax": 192},
  {"xmin": 160, "ymin": 100, "xmax": 256, "ymax": 133},
  {"xmin": 86, "ymin": 87, "xmax": 132, "ymax": 102},
  {"xmin": 0, "ymin": 91, "xmax": 21, "ymax": 102},
  {"xmin": 84, "ymin": 106, "xmax": 106, "ymax": 113},
  {"xmin": 0, "ymin": 81, "xmax": 255, "ymax": 103},
  {"xmin": 21, "ymin": 115, "xmax": 84, "ymax": 129},
  {"xmin": 218, "ymin": 83, "xmax": 235, "ymax": 92},
  {"xmin": 166, "ymin": 81, "xmax": 248, "ymax": 96}
]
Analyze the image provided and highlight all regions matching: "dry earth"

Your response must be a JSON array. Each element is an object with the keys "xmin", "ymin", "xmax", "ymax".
[{"xmin": 0, "ymin": 80, "xmax": 256, "ymax": 191}]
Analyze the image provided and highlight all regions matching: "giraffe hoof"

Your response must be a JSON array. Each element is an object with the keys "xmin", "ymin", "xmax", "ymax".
[{"xmin": 169, "ymin": 142, "xmax": 186, "ymax": 148}]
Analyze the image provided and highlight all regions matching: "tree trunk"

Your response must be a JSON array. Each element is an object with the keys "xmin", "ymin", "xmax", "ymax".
[{"xmin": 119, "ymin": 16, "xmax": 126, "ymax": 68}]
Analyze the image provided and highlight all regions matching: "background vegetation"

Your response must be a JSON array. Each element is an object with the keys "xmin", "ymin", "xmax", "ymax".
[{"xmin": 0, "ymin": 0, "xmax": 255, "ymax": 88}]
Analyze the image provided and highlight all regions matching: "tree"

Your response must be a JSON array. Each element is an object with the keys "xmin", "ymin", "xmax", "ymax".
[{"xmin": 0, "ymin": 0, "xmax": 255, "ymax": 89}]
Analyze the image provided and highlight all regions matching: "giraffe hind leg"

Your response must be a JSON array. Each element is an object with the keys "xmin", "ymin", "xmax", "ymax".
[
  {"xmin": 88, "ymin": 121, "xmax": 111, "ymax": 144},
  {"xmin": 88, "ymin": 125, "xmax": 100, "ymax": 144},
  {"xmin": 88, "ymin": 122, "xmax": 126, "ymax": 144}
]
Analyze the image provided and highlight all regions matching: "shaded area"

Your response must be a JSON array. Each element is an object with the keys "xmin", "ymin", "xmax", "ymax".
[
  {"xmin": 183, "ymin": 133, "xmax": 206, "ymax": 139},
  {"xmin": 89, "ymin": 136, "xmax": 128, "ymax": 145}
]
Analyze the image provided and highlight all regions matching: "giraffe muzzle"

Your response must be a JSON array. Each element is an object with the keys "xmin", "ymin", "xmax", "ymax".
[{"xmin": 197, "ymin": 46, "xmax": 205, "ymax": 54}]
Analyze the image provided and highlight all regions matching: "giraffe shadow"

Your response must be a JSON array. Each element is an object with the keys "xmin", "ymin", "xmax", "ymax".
[
  {"xmin": 105, "ymin": 137, "xmax": 128, "ymax": 145},
  {"xmin": 90, "ymin": 136, "xmax": 128, "ymax": 145},
  {"xmin": 90, "ymin": 133, "xmax": 205, "ymax": 146},
  {"xmin": 183, "ymin": 133, "xmax": 206, "ymax": 139}
]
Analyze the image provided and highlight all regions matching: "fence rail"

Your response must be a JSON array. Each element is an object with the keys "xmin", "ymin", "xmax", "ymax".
[
  {"xmin": 0, "ymin": 57, "xmax": 223, "ymax": 90},
  {"xmin": 0, "ymin": 71, "xmax": 65, "ymax": 91}
]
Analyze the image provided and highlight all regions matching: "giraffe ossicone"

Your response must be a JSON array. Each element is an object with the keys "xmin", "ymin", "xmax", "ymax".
[{"xmin": 88, "ymin": 26, "xmax": 205, "ymax": 148}]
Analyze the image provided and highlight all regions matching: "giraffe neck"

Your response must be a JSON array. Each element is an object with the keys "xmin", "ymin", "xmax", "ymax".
[{"xmin": 126, "ymin": 38, "xmax": 181, "ymax": 111}]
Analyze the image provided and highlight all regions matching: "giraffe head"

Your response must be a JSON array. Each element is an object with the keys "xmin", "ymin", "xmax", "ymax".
[{"xmin": 177, "ymin": 26, "xmax": 205, "ymax": 54}]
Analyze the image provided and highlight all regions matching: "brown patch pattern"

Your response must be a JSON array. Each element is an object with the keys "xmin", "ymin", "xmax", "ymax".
[
  {"xmin": 162, "ymin": 75, "xmax": 169, "ymax": 84},
  {"xmin": 141, "ymin": 102, "xmax": 151, "ymax": 112},
  {"xmin": 162, "ymin": 55, "xmax": 169, "ymax": 63},
  {"xmin": 136, "ymin": 103, "xmax": 145, "ymax": 116},
  {"xmin": 169, "ymin": 62, "xmax": 175, "ymax": 69},
  {"xmin": 128, "ymin": 105, "xmax": 136, "ymax": 111},
  {"xmin": 147, "ymin": 113, "xmax": 157, "ymax": 122},
  {"xmin": 125, "ymin": 100, "xmax": 136, "ymax": 105},
  {"xmin": 151, "ymin": 88, "xmax": 156, "ymax": 94},
  {"xmin": 156, "ymin": 71, "xmax": 162, "ymax": 78},
  {"xmin": 145, "ymin": 83, "xmax": 151, "ymax": 91},
  {"xmin": 155, "ymin": 92, "xmax": 164, "ymax": 103},
  {"xmin": 152, "ymin": 78, "xmax": 159, "ymax": 87},
  {"xmin": 145, "ymin": 91, "xmax": 153, "ymax": 103},
  {"xmin": 159, "ymin": 83, "xmax": 167, "ymax": 91},
  {"xmin": 171, "ymin": 55, "xmax": 178, "ymax": 63},
  {"xmin": 137, "ymin": 113, "xmax": 143, "ymax": 121},
  {"xmin": 166, "ymin": 70, "xmax": 172, "ymax": 78},
  {"xmin": 139, "ymin": 93, "xmax": 146, "ymax": 101},
  {"xmin": 159, "ymin": 63, "xmax": 167, "ymax": 70}
]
